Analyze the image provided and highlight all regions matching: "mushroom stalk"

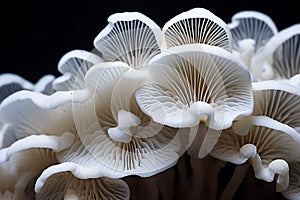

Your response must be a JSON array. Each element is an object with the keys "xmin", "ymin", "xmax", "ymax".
[
  {"xmin": 236, "ymin": 39, "xmax": 255, "ymax": 67},
  {"xmin": 239, "ymin": 144, "xmax": 289, "ymax": 192},
  {"xmin": 189, "ymin": 101, "xmax": 214, "ymax": 125},
  {"xmin": 108, "ymin": 110, "xmax": 141, "ymax": 143}
]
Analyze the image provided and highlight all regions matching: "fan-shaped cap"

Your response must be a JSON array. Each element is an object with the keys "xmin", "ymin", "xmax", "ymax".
[
  {"xmin": 93, "ymin": 12, "xmax": 163, "ymax": 69},
  {"xmin": 252, "ymin": 80, "xmax": 300, "ymax": 130},
  {"xmin": 228, "ymin": 10, "xmax": 278, "ymax": 52},
  {"xmin": 163, "ymin": 8, "xmax": 232, "ymax": 51},
  {"xmin": 54, "ymin": 62, "xmax": 181, "ymax": 179},
  {"xmin": 0, "ymin": 133, "xmax": 71, "ymax": 198},
  {"xmin": 35, "ymin": 171, "xmax": 130, "ymax": 200},
  {"xmin": 0, "ymin": 132, "xmax": 74, "ymax": 164},
  {"xmin": 53, "ymin": 50, "xmax": 103, "ymax": 91},
  {"xmin": 210, "ymin": 123, "xmax": 299, "ymax": 191},
  {"xmin": 251, "ymin": 24, "xmax": 300, "ymax": 80},
  {"xmin": 0, "ymin": 90, "xmax": 78, "ymax": 143},
  {"xmin": 135, "ymin": 44, "xmax": 253, "ymax": 129},
  {"xmin": 0, "ymin": 74, "xmax": 55, "ymax": 103},
  {"xmin": 0, "ymin": 148, "xmax": 58, "ymax": 199},
  {"xmin": 210, "ymin": 123, "xmax": 300, "ymax": 164},
  {"xmin": 211, "ymin": 80, "xmax": 300, "ymax": 189}
]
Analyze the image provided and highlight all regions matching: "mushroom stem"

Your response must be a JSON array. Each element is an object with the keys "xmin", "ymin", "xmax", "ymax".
[
  {"xmin": 189, "ymin": 101, "xmax": 214, "ymax": 125},
  {"xmin": 116, "ymin": 110, "xmax": 141, "ymax": 131},
  {"xmin": 251, "ymin": 55, "xmax": 274, "ymax": 80},
  {"xmin": 107, "ymin": 127, "xmax": 132, "ymax": 143},
  {"xmin": 236, "ymin": 39, "xmax": 255, "ymax": 67},
  {"xmin": 239, "ymin": 144, "xmax": 289, "ymax": 192},
  {"xmin": 108, "ymin": 110, "xmax": 141, "ymax": 143},
  {"xmin": 269, "ymin": 159, "xmax": 289, "ymax": 192}
]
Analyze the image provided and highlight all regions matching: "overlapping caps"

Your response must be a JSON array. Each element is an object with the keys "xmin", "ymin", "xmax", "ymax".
[{"xmin": 0, "ymin": 7, "xmax": 300, "ymax": 200}]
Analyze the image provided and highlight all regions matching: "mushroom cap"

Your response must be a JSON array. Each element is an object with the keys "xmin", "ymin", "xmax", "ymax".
[
  {"xmin": 53, "ymin": 50, "xmax": 103, "ymax": 91},
  {"xmin": 0, "ymin": 82, "xmax": 93, "ymax": 149},
  {"xmin": 228, "ymin": 10, "xmax": 278, "ymax": 52},
  {"xmin": 0, "ymin": 73, "xmax": 54, "ymax": 103},
  {"xmin": 252, "ymin": 80, "xmax": 300, "ymax": 130},
  {"xmin": 56, "ymin": 62, "xmax": 182, "ymax": 179},
  {"xmin": 0, "ymin": 90, "xmax": 77, "ymax": 147},
  {"xmin": 0, "ymin": 132, "xmax": 74, "ymax": 164},
  {"xmin": 36, "ymin": 171, "xmax": 130, "ymax": 200},
  {"xmin": 0, "ymin": 148, "xmax": 58, "ymax": 199},
  {"xmin": 93, "ymin": 12, "xmax": 162, "ymax": 69},
  {"xmin": 251, "ymin": 24, "xmax": 300, "ymax": 80},
  {"xmin": 163, "ymin": 8, "xmax": 232, "ymax": 51},
  {"xmin": 135, "ymin": 43, "xmax": 253, "ymax": 129},
  {"xmin": 210, "ymin": 124, "xmax": 300, "ymax": 165}
]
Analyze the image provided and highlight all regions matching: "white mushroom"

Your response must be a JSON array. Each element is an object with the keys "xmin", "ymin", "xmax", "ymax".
[
  {"xmin": 251, "ymin": 24, "xmax": 300, "ymax": 80},
  {"xmin": 163, "ymin": 8, "xmax": 232, "ymax": 51},
  {"xmin": 0, "ymin": 90, "xmax": 79, "ymax": 148},
  {"xmin": 0, "ymin": 148, "xmax": 58, "ymax": 199},
  {"xmin": 251, "ymin": 80, "xmax": 300, "ymax": 130},
  {"xmin": 228, "ymin": 10, "xmax": 278, "ymax": 54},
  {"xmin": 210, "ymin": 125, "xmax": 299, "ymax": 192},
  {"xmin": 135, "ymin": 44, "xmax": 253, "ymax": 130},
  {"xmin": 227, "ymin": 11, "xmax": 278, "ymax": 81},
  {"xmin": 53, "ymin": 50, "xmax": 103, "ymax": 91},
  {"xmin": 44, "ymin": 62, "xmax": 182, "ymax": 184},
  {"xmin": 0, "ymin": 85, "xmax": 132, "ymax": 199},
  {"xmin": 0, "ymin": 73, "xmax": 55, "ymax": 102},
  {"xmin": 135, "ymin": 43, "xmax": 253, "ymax": 157},
  {"xmin": 210, "ymin": 80, "xmax": 300, "ymax": 192},
  {"xmin": 93, "ymin": 12, "xmax": 163, "ymax": 69},
  {"xmin": 36, "ymin": 172, "xmax": 130, "ymax": 200}
]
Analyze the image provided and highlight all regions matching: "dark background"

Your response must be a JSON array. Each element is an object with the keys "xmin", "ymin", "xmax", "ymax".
[{"xmin": 1, "ymin": 0, "xmax": 299, "ymax": 82}]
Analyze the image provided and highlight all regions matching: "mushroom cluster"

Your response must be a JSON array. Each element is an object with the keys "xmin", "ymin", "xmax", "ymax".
[{"xmin": 0, "ymin": 7, "xmax": 300, "ymax": 200}]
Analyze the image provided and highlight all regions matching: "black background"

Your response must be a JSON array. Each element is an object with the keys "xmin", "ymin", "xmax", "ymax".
[{"xmin": 1, "ymin": 0, "xmax": 299, "ymax": 82}]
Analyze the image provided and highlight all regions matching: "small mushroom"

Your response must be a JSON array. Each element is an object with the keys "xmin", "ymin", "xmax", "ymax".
[
  {"xmin": 210, "ymin": 80, "xmax": 300, "ymax": 191},
  {"xmin": 0, "ymin": 73, "xmax": 55, "ymax": 102},
  {"xmin": 35, "ymin": 171, "xmax": 130, "ymax": 200},
  {"xmin": 163, "ymin": 8, "xmax": 232, "ymax": 51},
  {"xmin": 93, "ymin": 12, "xmax": 163, "ymax": 69},
  {"xmin": 251, "ymin": 24, "xmax": 300, "ymax": 80},
  {"xmin": 0, "ymin": 90, "xmax": 80, "ymax": 149},
  {"xmin": 210, "ymin": 124, "xmax": 299, "ymax": 192},
  {"xmin": 251, "ymin": 80, "xmax": 300, "ymax": 130},
  {"xmin": 0, "ymin": 148, "xmax": 58, "ymax": 199},
  {"xmin": 53, "ymin": 50, "xmax": 103, "ymax": 91},
  {"xmin": 0, "ymin": 132, "xmax": 74, "ymax": 164},
  {"xmin": 228, "ymin": 10, "xmax": 278, "ymax": 53}
]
